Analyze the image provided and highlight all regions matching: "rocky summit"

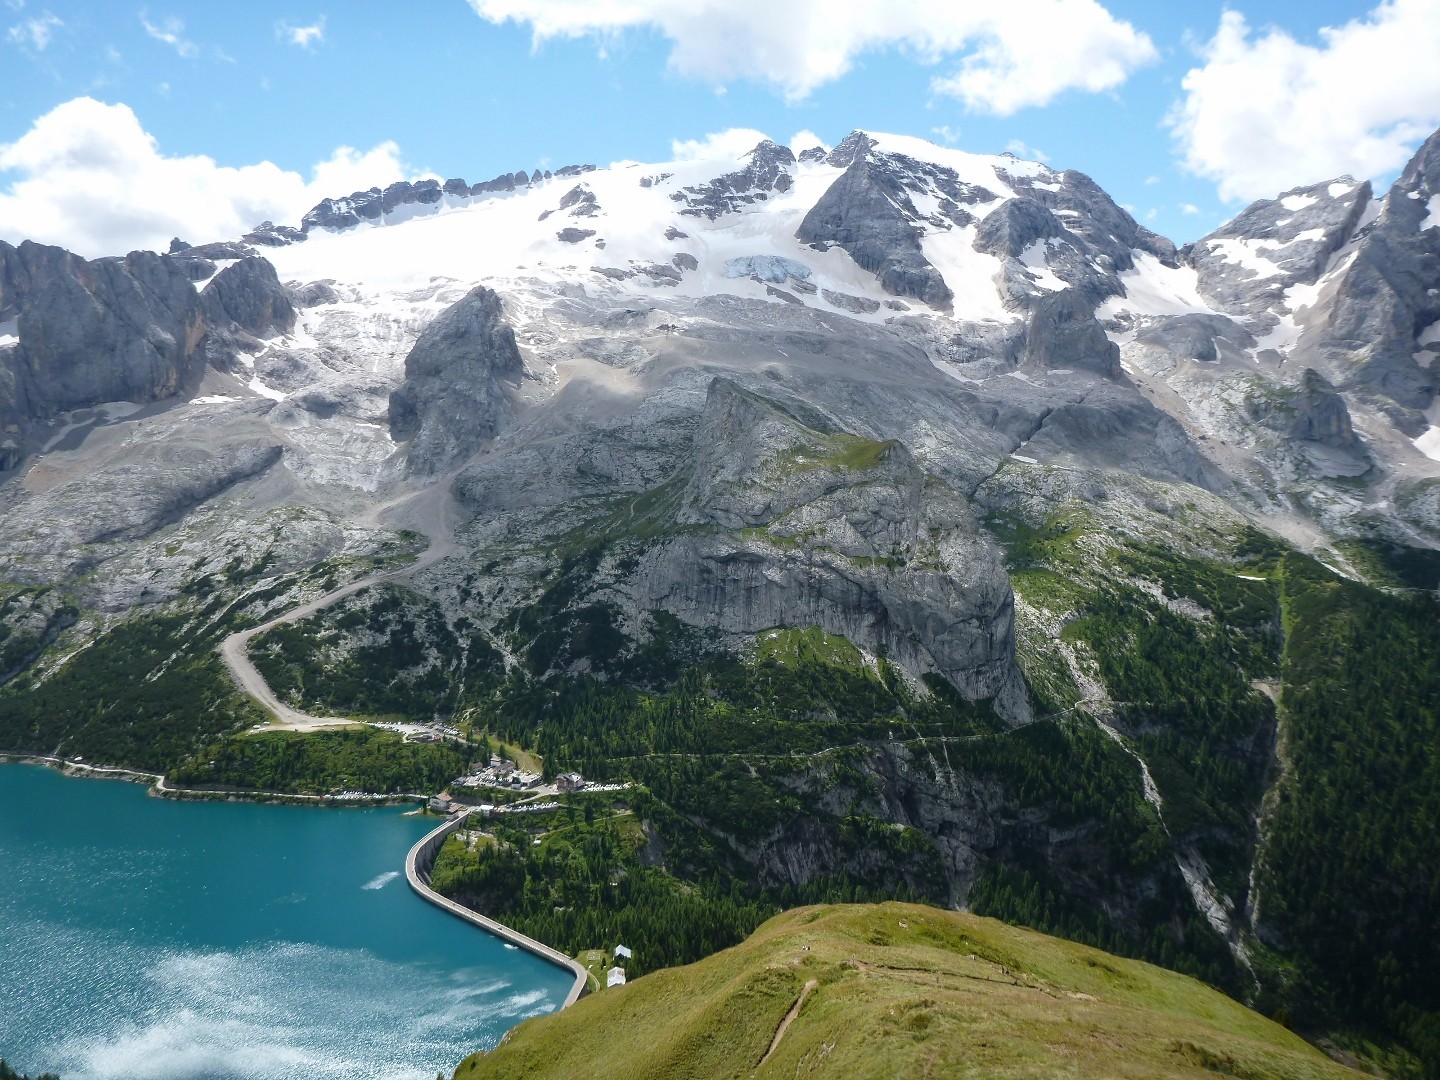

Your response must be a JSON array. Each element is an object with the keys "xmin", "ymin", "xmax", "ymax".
[{"xmin": 2, "ymin": 126, "xmax": 1438, "ymax": 1072}]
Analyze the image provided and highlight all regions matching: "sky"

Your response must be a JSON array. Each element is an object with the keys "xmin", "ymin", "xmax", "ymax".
[{"xmin": 2, "ymin": 0, "xmax": 1439, "ymax": 258}]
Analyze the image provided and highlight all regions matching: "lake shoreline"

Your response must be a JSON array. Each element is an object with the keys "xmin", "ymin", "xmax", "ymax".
[
  {"xmin": 0, "ymin": 752, "xmax": 428, "ymax": 809},
  {"xmin": 0, "ymin": 762, "xmax": 573, "ymax": 1079}
]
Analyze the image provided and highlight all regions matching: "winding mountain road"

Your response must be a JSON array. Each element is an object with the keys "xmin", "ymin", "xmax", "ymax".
[{"xmin": 219, "ymin": 480, "xmax": 460, "ymax": 731}]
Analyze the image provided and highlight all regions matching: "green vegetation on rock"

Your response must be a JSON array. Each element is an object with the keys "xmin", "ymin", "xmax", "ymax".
[
  {"xmin": 169, "ymin": 727, "xmax": 477, "ymax": 795},
  {"xmin": 1256, "ymin": 554, "xmax": 1440, "ymax": 1068},
  {"xmin": 0, "ymin": 605, "xmax": 265, "ymax": 770}
]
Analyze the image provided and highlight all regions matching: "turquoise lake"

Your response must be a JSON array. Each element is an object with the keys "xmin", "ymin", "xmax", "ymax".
[{"xmin": 0, "ymin": 764, "xmax": 572, "ymax": 1079}]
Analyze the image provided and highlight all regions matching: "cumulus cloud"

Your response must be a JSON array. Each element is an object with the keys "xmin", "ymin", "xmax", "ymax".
[
  {"xmin": 468, "ymin": 0, "xmax": 1155, "ymax": 113},
  {"xmin": 278, "ymin": 16, "xmax": 325, "ymax": 50},
  {"xmin": 0, "ymin": 97, "xmax": 415, "ymax": 258},
  {"xmin": 1169, "ymin": 1, "xmax": 1440, "ymax": 203},
  {"xmin": 140, "ymin": 11, "xmax": 198, "ymax": 59},
  {"xmin": 1179, "ymin": 203, "xmax": 1201, "ymax": 215},
  {"xmin": 7, "ymin": 11, "xmax": 61, "ymax": 50},
  {"xmin": 669, "ymin": 127, "xmax": 770, "ymax": 162}
]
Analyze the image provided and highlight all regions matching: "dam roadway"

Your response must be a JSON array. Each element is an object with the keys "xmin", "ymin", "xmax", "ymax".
[{"xmin": 405, "ymin": 809, "xmax": 590, "ymax": 1008}]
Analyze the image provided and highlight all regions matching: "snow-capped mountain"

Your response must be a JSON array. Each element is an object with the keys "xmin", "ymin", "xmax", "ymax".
[
  {"xmin": 2, "ymin": 126, "xmax": 1439, "ymax": 1048},
  {"xmin": 3, "ymin": 124, "xmax": 1438, "ymax": 584},
  {"xmin": 208, "ymin": 126, "xmax": 1436, "ymax": 526}
]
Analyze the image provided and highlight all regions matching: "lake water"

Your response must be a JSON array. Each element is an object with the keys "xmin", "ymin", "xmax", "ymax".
[{"xmin": 0, "ymin": 764, "xmax": 572, "ymax": 1079}]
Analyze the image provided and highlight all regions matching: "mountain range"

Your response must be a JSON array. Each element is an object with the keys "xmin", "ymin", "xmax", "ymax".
[{"xmin": 1, "ymin": 125, "xmax": 1437, "ymax": 1073}]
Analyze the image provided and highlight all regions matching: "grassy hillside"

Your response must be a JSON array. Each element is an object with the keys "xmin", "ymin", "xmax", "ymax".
[{"xmin": 454, "ymin": 902, "xmax": 1357, "ymax": 1080}]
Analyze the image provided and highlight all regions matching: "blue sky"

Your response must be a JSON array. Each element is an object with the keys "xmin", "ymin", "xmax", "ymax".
[{"xmin": 3, "ymin": 0, "xmax": 1438, "ymax": 256}]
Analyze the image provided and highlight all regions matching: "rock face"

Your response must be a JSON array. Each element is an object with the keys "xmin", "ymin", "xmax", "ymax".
[
  {"xmin": 1131, "ymin": 314, "xmax": 1254, "ymax": 366},
  {"xmin": 242, "ymin": 221, "xmax": 307, "ymax": 247},
  {"xmin": 388, "ymin": 286, "xmax": 523, "ymax": 473},
  {"xmin": 1189, "ymin": 179, "xmax": 1370, "ymax": 319},
  {"xmin": 201, "ymin": 257, "xmax": 297, "ymax": 338},
  {"xmin": 797, "ymin": 130, "xmax": 1176, "ymax": 321},
  {"xmin": 301, "ymin": 187, "xmax": 385, "ymax": 231},
  {"xmin": 293, "ymin": 164, "xmax": 597, "ymax": 235},
  {"xmin": 0, "ymin": 242, "xmax": 206, "ymax": 465},
  {"xmin": 798, "ymin": 137, "xmax": 959, "ymax": 311},
  {"xmin": 1022, "ymin": 289, "xmax": 1120, "ymax": 377},
  {"xmin": 1296, "ymin": 132, "xmax": 1440, "ymax": 413},
  {"xmin": 1176, "ymin": 132, "xmax": 1439, "ymax": 421},
  {"xmin": 673, "ymin": 139, "xmax": 796, "ymax": 220},
  {"xmin": 2, "ymin": 439, "xmax": 284, "ymax": 553},
  {"xmin": 1245, "ymin": 368, "xmax": 1361, "ymax": 451},
  {"xmin": 636, "ymin": 379, "xmax": 1028, "ymax": 717},
  {"xmin": 998, "ymin": 167, "xmax": 1177, "ymax": 301}
]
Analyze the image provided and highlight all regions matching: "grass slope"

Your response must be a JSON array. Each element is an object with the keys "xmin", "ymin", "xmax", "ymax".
[{"xmin": 454, "ymin": 902, "xmax": 1357, "ymax": 1080}]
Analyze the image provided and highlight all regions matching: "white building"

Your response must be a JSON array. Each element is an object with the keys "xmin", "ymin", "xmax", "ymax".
[{"xmin": 606, "ymin": 966, "xmax": 627, "ymax": 988}]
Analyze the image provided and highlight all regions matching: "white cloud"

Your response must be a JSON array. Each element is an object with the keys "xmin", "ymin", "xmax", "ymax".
[
  {"xmin": 467, "ymin": 0, "xmax": 1155, "ymax": 113},
  {"xmin": 669, "ymin": 127, "xmax": 770, "ymax": 162},
  {"xmin": 0, "ymin": 97, "xmax": 415, "ymax": 258},
  {"xmin": 1169, "ymin": 1, "xmax": 1440, "ymax": 203},
  {"xmin": 1179, "ymin": 203, "xmax": 1201, "ymax": 215},
  {"xmin": 931, "ymin": 125, "xmax": 962, "ymax": 145},
  {"xmin": 1004, "ymin": 138, "xmax": 1049, "ymax": 163},
  {"xmin": 278, "ymin": 16, "xmax": 325, "ymax": 50},
  {"xmin": 140, "ymin": 12, "xmax": 199, "ymax": 59},
  {"xmin": 308, "ymin": 141, "xmax": 412, "ymax": 196},
  {"xmin": 788, "ymin": 129, "xmax": 827, "ymax": 156},
  {"xmin": 1143, "ymin": 174, "xmax": 1160, "ymax": 185},
  {"xmin": 7, "ymin": 11, "xmax": 60, "ymax": 50}
]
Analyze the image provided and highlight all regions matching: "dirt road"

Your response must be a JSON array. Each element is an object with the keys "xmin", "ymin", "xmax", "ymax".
[{"xmin": 219, "ymin": 480, "xmax": 459, "ymax": 731}]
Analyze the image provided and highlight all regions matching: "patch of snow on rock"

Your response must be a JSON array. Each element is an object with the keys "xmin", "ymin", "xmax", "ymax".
[
  {"xmin": 1416, "ymin": 398, "xmax": 1440, "ymax": 462},
  {"xmin": 922, "ymin": 224, "xmax": 1011, "ymax": 322},
  {"xmin": 1096, "ymin": 253, "xmax": 1214, "ymax": 318},
  {"xmin": 1204, "ymin": 237, "xmax": 1285, "ymax": 279},
  {"xmin": 1018, "ymin": 239, "xmax": 1065, "ymax": 291},
  {"xmin": 248, "ymin": 376, "xmax": 287, "ymax": 402}
]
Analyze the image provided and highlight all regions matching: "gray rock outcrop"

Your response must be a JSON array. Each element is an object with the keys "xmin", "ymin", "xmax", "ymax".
[
  {"xmin": 0, "ymin": 242, "xmax": 206, "ymax": 466},
  {"xmin": 635, "ymin": 378, "xmax": 1028, "ymax": 717},
  {"xmin": 201, "ymin": 257, "xmax": 297, "ymax": 338},
  {"xmin": 1022, "ymin": 289, "xmax": 1120, "ymax": 377},
  {"xmin": 673, "ymin": 139, "xmax": 796, "ymax": 220},
  {"xmin": 1131, "ymin": 313, "xmax": 1254, "ymax": 366},
  {"xmin": 1189, "ymin": 179, "xmax": 1371, "ymax": 319},
  {"xmin": 242, "ymin": 221, "xmax": 307, "ymax": 247},
  {"xmin": 388, "ymin": 285, "xmax": 523, "ymax": 473},
  {"xmin": 1246, "ymin": 368, "xmax": 1361, "ymax": 451},
  {"xmin": 1296, "ymin": 133, "xmax": 1440, "ymax": 414},
  {"xmin": 797, "ymin": 138, "xmax": 959, "ymax": 311}
]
